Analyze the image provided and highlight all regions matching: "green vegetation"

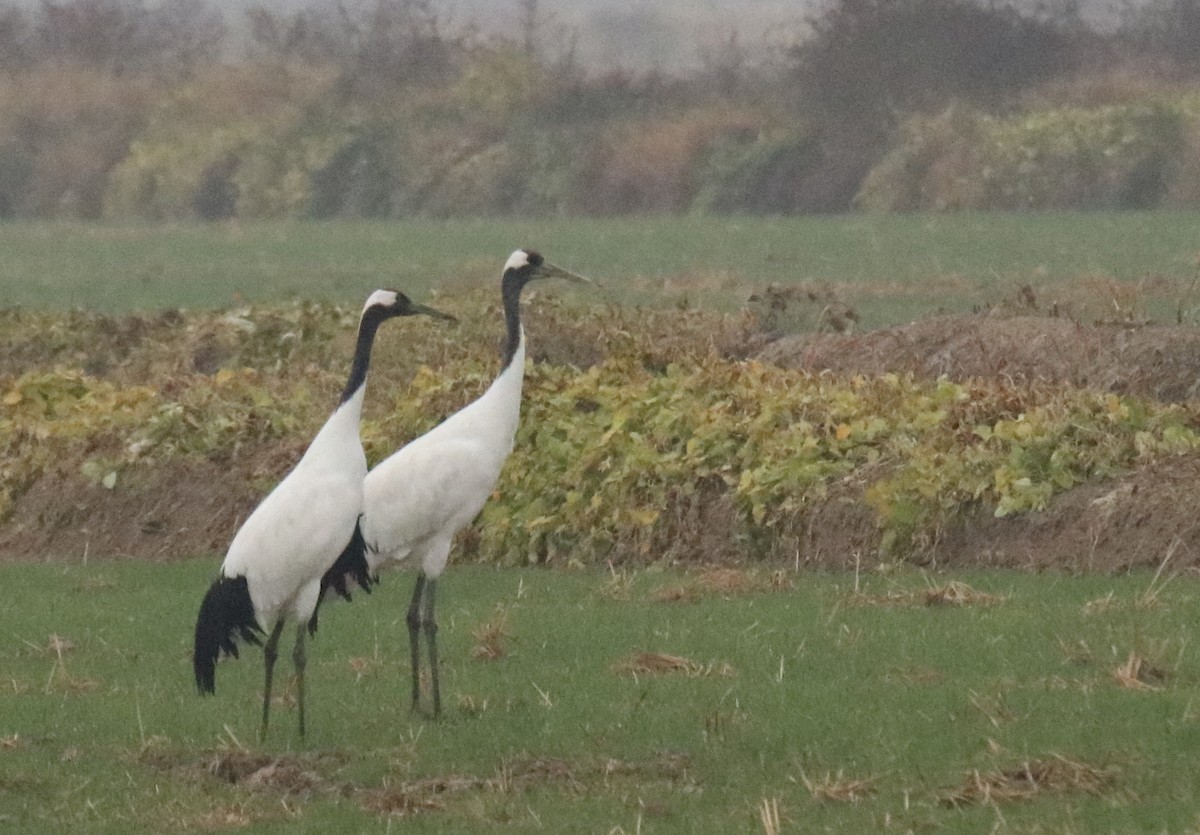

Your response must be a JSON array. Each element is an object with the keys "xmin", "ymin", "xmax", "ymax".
[
  {"xmin": 5, "ymin": 295, "xmax": 1200, "ymax": 562},
  {"xmin": 3, "ymin": 213, "xmax": 1200, "ymax": 322},
  {"xmin": 1, "ymin": 562, "xmax": 1198, "ymax": 832},
  {"xmin": 858, "ymin": 101, "xmax": 1199, "ymax": 212},
  {"xmin": 4, "ymin": 206, "xmax": 1200, "ymax": 831}
]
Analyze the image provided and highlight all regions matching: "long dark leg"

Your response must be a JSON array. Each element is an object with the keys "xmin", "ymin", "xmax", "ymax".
[
  {"xmin": 424, "ymin": 578, "xmax": 440, "ymax": 718},
  {"xmin": 260, "ymin": 620, "xmax": 286, "ymax": 742},
  {"xmin": 406, "ymin": 573, "xmax": 426, "ymax": 713},
  {"xmin": 292, "ymin": 624, "xmax": 308, "ymax": 739}
]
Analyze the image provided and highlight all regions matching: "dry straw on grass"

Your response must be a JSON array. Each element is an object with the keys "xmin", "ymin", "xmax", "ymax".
[
  {"xmin": 362, "ymin": 753, "xmax": 689, "ymax": 819},
  {"xmin": 198, "ymin": 750, "xmax": 344, "ymax": 796},
  {"xmin": 799, "ymin": 771, "xmax": 876, "ymax": 803},
  {"xmin": 596, "ymin": 565, "xmax": 636, "ymax": 601},
  {"xmin": 610, "ymin": 651, "xmax": 734, "ymax": 679},
  {"xmin": 849, "ymin": 580, "xmax": 1004, "ymax": 608},
  {"xmin": 924, "ymin": 580, "xmax": 1004, "ymax": 606},
  {"xmin": 651, "ymin": 568, "xmax": 792, "ymax": 603},
  {"xmin": 758, "ymin": 795, "xmax": 782, "ymax": 835},
  {"xmin": 1111, "ymin": 650, "xmax": 1169, "ymax": 691},
  {"xmin": 471, "ymin": 611, "xmax": 512, "ymax": 661},
  {"xmin": 940, "ymin": 754, "xmax": 1114, "ymax": 807}
]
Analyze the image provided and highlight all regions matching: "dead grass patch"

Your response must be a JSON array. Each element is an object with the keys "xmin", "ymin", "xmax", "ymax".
[
  {"xmin": 471, "ymin": 611, "xmax": 512, "ymax": 661},
  {"xmin": 849, "ymin": 580, "xmax": 1003, "ymax": 608},
  {"xmin": 347, "ymin": 656, "xmax": 377, "ymax": 681},
  {"xmin": 360, "ymin": 787, "xmax": 446, "ymax": 818},
  {"xmin": 596, "ymin": 565, "xmax": 636, "ymax": 601},
  {"xmin": 202, "ymin": 751, "xmax": 334, "ymax": 795},
  {"xmin": 611, "ymin": 651, "xmax": 734, "ymax": 678},
  {"xmin": 924, "ymin": 580, "xmax": 1003, "ymax": 606},
  {"xmin": 939, "ymin": 754, "xmax": 1115, "ymax": 807},
  {"xmin": 141, "ymin": 747, "xmax": 351, "ymax": 798},
  {"xmin": 651, "ymin": 568, "xmax": 792, "ymax": 603},
  {"xmin": 1111, "ymin": 651, "xmax": 1169, "ymax": 691},
  {"xmin": 360, "ymin": 752, "xmax": 690, "ymax": 818},
  {"xmin": 799, "ymin": 770, "xmax": 876, "ymax": 803}
]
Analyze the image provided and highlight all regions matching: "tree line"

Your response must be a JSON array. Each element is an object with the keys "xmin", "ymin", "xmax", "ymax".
[{"xmin": 3, "ymin": 0, "xmax": 1200, "ymax": 219}]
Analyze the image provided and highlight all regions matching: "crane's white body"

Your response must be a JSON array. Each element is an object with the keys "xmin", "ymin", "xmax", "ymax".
[
  {"xmin": 330, "ymin": 249, "xmax": 585, "ymax": 719},
  {"xmin": 362, "ymin": 335, "xmax": 524, "ymax": 580},
  {"xmin": 221, "ymin": 386, "xmax": 368, "ymax": 628},
  {"xmin": 192, "ymin": 288, "xmax": 454, "ymax": 737}
]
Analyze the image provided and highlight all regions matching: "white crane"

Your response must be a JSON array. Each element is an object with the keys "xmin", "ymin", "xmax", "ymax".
[
  {"xmin": 312, "ymin": 249, "xmax": 588, "ymax": 717},
  {"xmin": 192, "ymin": 289, "xmax": 454, "ymax": 740}
]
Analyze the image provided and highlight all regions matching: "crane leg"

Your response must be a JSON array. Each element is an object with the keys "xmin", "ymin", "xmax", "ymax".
[
  {"xmin": 424, "ymin": 578, "xmax": 440, "ymax": 718},
  {"xmin": 292, "ymin": 624, "xmax": 308, "ymax": 739},
  {"xmin": 260, "ymin": 620, "xmax": 285, "ymax": 742},
  {"xmin": 406, "ymin": 573, "xmax": 426, "ymax": 713}
]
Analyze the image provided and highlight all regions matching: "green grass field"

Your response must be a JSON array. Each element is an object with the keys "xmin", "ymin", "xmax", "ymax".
[
  {"xmin": 2, "ymin": 212, "xmax": 1199, "ymax": 326},
  {"xmin": 2, "ymin": 562, "xmax": 1198, "ymax": 833},
  {"xmin": 6, "ymin": 214, "xmax": 1200, "ymax": 832}
]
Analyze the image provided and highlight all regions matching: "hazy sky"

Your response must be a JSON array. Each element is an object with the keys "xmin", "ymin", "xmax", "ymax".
[
  {"xmin": 220, "ymin": 0, "xmax": 1127, "ymax": 72},
  {"xmin": 214, "ymin": 1, "xmax": 812, "ymax": 72}
]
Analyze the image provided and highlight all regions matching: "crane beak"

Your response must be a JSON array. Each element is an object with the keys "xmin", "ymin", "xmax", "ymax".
[
  {"xmin": 411, "ymin": 303, "xmax": 458, "ymax": 323},
  {"xmin": 535, "ymin": 262, "xmax": 595, "ymax": 287}
]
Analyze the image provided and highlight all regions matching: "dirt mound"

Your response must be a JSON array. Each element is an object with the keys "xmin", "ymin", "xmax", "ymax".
[
  {"xmin": 8, "ymin": 449, "xmax": 1199, "ymax": 575},
  {"xmin": 933, "ymin": 454, "xmax": 1200, "ymax": 572},
  {"xmin": 6, "ymin": 309, "xmax": 1200, "ymax": 573},
  {"xmin": 759, "ymin": 312, "xmax": 1200, "ymax": 402},
  {"xmin": 0, "ymin": 459, "xmax": 262, "ymax": 561},
  {"xmin": 788, "ymin": 452, "xmax": 1200, "ymax": 574}
]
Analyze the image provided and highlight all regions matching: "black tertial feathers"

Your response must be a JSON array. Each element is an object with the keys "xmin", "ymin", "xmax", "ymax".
[
  {"xmin": 308, "ymin": 520, "xmax": 376, "ymax": 636},
  {"xmin": 193, "ymin": 575, "xmax": 264, "ymax": 694}
]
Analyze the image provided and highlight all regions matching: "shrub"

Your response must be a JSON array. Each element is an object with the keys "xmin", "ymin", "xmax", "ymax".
[
  {"xmin": 5, "ymin": 301, "xmax": 1200, "ymax": 563},
  {"xmin": 692, "ymin": 129, "xmax": 825, "ymax": 214},
  {"xmin": 0, "ymin": 65, "xmax": 155, "ymax": 218},
  {"xmin": 858, "ymin": 100, "xmax": 1188, "ymax": 211},
  {"xmin": 580, "ymin": 107, "xmax": 767, "ymax": 214}
]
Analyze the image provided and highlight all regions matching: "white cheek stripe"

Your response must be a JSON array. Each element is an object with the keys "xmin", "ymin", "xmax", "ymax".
[
  {"xmin": 503, "ymin": 249, "xmax": 530, "ymax": 272},
  {"xmin": 363, "ymin": 289, "xmax": 397, "ymax": 312}
]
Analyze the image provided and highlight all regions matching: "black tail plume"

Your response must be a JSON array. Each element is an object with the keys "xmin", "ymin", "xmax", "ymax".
[
  {"xmin": 193, "ymin": 574, "xmax": 263, "ymax": 695},
  {"xmin": 308, "ymin": 520, "xmax": 376, "ymax": 636}
]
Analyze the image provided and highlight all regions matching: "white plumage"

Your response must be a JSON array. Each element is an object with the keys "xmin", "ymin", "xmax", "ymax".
[
  {"xmin": 360, "ymin": 331, "xmax": 523, "ymax": 581},
  {"xmin": 315, "ymin": 248, "xmax": 587, "ymax": 717},
  {"xmin": 192, "ymin": 289, "xmax": 453, "ymax": 740},
  {"xmin": 225, "ymin": 390, "xmax": 368, "ymax": 625}
]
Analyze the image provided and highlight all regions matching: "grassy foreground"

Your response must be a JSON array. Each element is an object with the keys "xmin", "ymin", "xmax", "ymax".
[
  {"xmin": 3, "ymin": 212, "xmax": 1200, "ymax": 325},
  {"xmin": 1, "ymin": 561, "xmax": 1198, "ymax": 833}
]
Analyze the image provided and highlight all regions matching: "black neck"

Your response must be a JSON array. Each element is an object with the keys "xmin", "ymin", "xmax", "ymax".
[
  {"xmin": 340, "ymin": 307, "xmax": 389, "ymax": 405},
  {"xmin": 500, "ymin": 272, "xmax": 525, "ymax": 369}
]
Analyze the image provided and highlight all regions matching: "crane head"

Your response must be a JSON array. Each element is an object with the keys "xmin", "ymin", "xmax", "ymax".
[
  {"xmin": 363, "ymin": 289, "xmax": 457, "ymax": 322},
  {"xmin": 503, "ymin": 249, "xmax": 592, "ymax": 289}
]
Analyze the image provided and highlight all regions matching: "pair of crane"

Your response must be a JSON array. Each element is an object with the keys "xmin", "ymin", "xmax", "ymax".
[{"xmin": 192, "ymin": 249, "xmax": 588, "ymax": 739}]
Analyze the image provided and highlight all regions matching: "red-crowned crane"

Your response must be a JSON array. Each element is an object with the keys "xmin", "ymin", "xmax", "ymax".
[
  {"xmin": 192, "ymin": 289, "xmax": 454, "ymax": 740},
  {"xmin": 313, "ymin": 249, "xmax": 588, "ymax": 717}
]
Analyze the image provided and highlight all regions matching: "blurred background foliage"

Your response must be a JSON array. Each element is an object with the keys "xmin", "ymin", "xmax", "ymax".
[{"xmin": 4, "ymin": 0, "xmax": 1200, "ymax": 219}]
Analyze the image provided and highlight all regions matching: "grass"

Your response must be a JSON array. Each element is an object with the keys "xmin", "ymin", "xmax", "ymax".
[
  {"xmin": 2, "ymin": 561, "xmax": 1200, "ymax": 832},
  {"xmin": 3, "ymin": 212, "xmax": 1200, "ymax": 327}
]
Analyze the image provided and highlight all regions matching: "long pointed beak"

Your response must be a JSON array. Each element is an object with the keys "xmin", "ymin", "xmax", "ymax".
[
  {"xmin": 411, "ymin": 303, "xmax": 457, "ymax": 323},
  {"xmin": 535, "ymin": 262, "xmax": 594, "ymax": 286}
]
